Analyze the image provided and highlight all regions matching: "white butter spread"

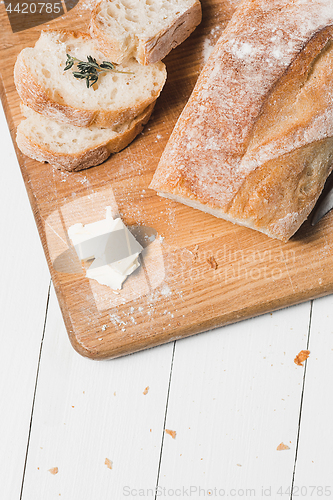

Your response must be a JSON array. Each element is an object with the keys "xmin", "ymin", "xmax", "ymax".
[{"xmin": 68, "ymin": 207, "xmax": 143, "ymax": 290}]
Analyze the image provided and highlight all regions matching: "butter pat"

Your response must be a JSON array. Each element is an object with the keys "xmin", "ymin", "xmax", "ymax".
[{"xmin": 68, "ymin": 207, "xmax": 143, "ymax": 290}]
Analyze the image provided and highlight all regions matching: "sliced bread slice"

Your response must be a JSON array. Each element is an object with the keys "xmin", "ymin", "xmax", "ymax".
[
  {"xmin": 14, "ymin": 29, "xmax": 166, "ymax": 127},
  {"xmin": 16, "ymin": 102, "xmax": 155, "ymax": 171},
  {"xmin": 90, "ymin": 0, "xmax": 202, "ymax": 65}
]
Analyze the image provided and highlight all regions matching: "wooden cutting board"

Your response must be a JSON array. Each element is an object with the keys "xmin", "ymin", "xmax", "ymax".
[{"xmin": 1, "ymin": 0, "xmax": 333, "ymax": 360}]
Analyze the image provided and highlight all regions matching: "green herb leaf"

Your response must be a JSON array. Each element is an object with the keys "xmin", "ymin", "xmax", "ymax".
[
  {"xmin": 72, "ymin": 72, "xmax": 86, "ymax": 79},
  {"xmin": 64, "ymin": 60, "xmax": 74, "ymax": 71},
  {"xmin": 100, "ymin": 61, "xmax": 115, "ymax": 70},
  {"xmin": 63, "ymin": 54, "xmax": 134, "ymax": 89}
]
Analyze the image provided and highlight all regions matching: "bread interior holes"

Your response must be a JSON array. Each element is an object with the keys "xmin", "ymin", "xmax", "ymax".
[
  {"xmin": 53, "ymin": 90, "xmax": 64, "ymax": 104},
  {"xmin": 120, "ymin": 0, "xmax": 134, "ymax": 8},
  {"xmin": 124, "ymin": 12, "xmax": 139, "ymax": 22},
  {"xmin": 106, "ymin": 5, "xmax": 118, "ymax": 17},
  {"xmin": 110, "ymin": 88, "xmax": 118, "ymax": 100},
  {"xmin": 113, "ymin": 123, "xmax": 124, "ymax": 133}
]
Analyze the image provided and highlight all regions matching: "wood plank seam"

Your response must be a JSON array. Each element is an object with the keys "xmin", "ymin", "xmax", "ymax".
[
  {"xmin": 290, "ymin": 300, "xmax": 313, "ymax": 499},
  {"xmin": 19, "ymin": 281, "xmax": 51, "ymax": 500},
  {"xmin": 154, "ymin": 341, "xmax": 177, "ymax": 499}
]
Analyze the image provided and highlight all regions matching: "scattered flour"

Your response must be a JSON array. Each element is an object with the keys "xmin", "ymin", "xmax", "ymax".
[
  {"xmin": 160, "ymin": 285, "xmax": 172, "ymax": 297},
  {"xmin": 202, "ymin": 26, "xmax": 222, "ymax": 63},
  {"xmin": 231, "ymin": 41, "xmax": 254, "ymax": 59},
  {"xmin": 203, "ymin": 38, "xmax": 215, "ymax": 63}
]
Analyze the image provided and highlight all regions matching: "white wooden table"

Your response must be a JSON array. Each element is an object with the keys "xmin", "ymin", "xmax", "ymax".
[{"xmin": 1, "ymin": 99, "xmax": 332, "ymax": 500}]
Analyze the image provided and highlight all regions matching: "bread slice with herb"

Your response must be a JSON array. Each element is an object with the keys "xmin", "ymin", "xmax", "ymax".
[
  {"xmin": 90, "ymin": 0, "xmax": 202, "ymax": 65},
  {"xmin": 14, "ymin": 29, "xmax": 166, "ymax": 128},
  {"xmin": 16, "ymin": 103, "xmax": 155, "ymax": 171}
]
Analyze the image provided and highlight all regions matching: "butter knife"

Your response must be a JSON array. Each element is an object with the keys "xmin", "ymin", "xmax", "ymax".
[{"xmin": 311, "ymin": 175, "xmax": 333, "ymax": 226}]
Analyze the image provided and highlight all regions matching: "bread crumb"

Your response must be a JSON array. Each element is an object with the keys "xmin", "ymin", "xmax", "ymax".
[
  {"xmin": 207, "ymin": 256, "xmax": 218, "ymax": 270},
  {"xmin": 165, "ymin": 429, "xmax": 176, "ymax": 439},
  {"xmin": 236, "ymin": 463, "xmax": 242, "ymax": 467},
  {"xmin": 143, "ymin": 386, "xmax": 149, "ymax": 395},
  {"xmin": 294, "ymin": 350, "xmax": 310, "ymax": 366},
  {"xmin": 105, "ymin": 458, "xmax": 113, "ymax": 469},
  {"xmin": 48, "ymin": 467, "xmax": 58, "ymax": 475},
  {"xmin": 277, "ymin": 442, "xmax": 290, "ymax": 451}
]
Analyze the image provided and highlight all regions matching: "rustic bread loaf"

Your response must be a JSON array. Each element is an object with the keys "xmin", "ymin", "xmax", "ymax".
[
  {"xmin": 90, "ymin": 0, "xmax": 202, "ymax": 65},
  {"xmin": 14, "ymin": 29, "xmax": 166, "ymax": 128},
  {"xmin": 150, "ymin": 0, "xmax": 333, "ymax": 242},
  {"xmin": 17, "ymin": 103, "xmax": 155, "ymax": 171}
]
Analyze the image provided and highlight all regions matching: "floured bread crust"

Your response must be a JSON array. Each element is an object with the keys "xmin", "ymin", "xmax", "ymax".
[{"xmin": 150, "ymin": 0, "xmax": 333, "ymax": 241}]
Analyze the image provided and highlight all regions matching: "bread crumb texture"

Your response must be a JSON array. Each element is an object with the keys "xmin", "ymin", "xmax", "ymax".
[
  {"xmin": 105, "ymin": 458, "xmax": 113, "ymax": 469},
  {"xmin": 277, "ymin": 443, "xmax": 290, "ymax": 451},
  {"xmin": 165, "ymin": 429, "xmax": 177, "ymax": 439},
  {"xmin": 48, "ymin": 467, "xmax": 59, "ymax": 475},
  {"xmin": 207, "ymin": 256, "xmax": 218, "ymax": 269},
  {"xmin": 294, "ymin": 350, "xmax": 310, "ymax": 366}
]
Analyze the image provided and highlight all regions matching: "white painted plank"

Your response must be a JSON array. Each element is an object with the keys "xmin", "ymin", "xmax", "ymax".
[
  {"xmin": 292, "ymin": 294, "xmax": 333, "ymax": 496},
  {"xmin": 0, "ymin": 101, "xmax": 51, "ymax": 499},
  {"xmin": 156, "ymin": 304, "xmax": 312, "ymax": 499},
  {"xmin": 21, "ymin": 284, "xmax": 174, "ymax": 499}
]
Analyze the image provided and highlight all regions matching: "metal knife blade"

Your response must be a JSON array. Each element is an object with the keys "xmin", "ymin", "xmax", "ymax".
[{"xmin": 311, "ymin": 178, "xmax": 333, "ymax": 226}]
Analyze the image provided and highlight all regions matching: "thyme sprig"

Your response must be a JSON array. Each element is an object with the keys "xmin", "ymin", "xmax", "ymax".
[{"xmin": 64, "ymin": 54, "xmax": 134, "ymax": 88}]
